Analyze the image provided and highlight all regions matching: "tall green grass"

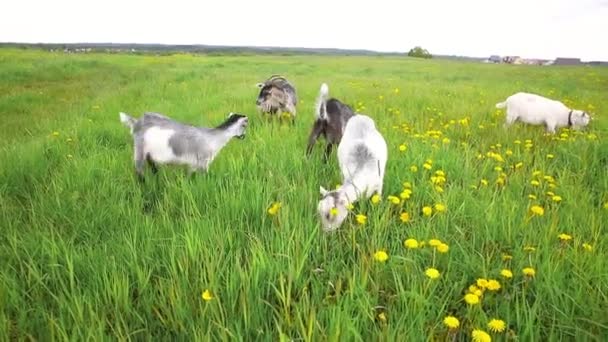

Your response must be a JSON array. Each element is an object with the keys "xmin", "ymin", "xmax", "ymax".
[{"xmin": 1, "ymin": 48, "xmax": 607, "ymax": 340}]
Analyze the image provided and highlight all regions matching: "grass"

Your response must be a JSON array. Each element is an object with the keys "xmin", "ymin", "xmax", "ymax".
[{"xmin": 1, "ymin": 48, "xmax": 607, "ymax": 341}]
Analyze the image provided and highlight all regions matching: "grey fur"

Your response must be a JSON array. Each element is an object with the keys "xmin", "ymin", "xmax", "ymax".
[
  {"xmin": 306, "ymin": 84, "xmax": 355, "ymax": 162},
  {"xmin": 255, "ymin": 75, "xmax": 298, "ymax": 120},
  {"xmin": 120, "ymin": 111, "xmax": 248, "ymax": 180}
]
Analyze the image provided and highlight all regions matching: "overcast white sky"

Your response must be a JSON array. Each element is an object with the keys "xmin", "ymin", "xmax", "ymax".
[{"xmin": 2, "ymin": 0, "xmax": 607, "ymax": 60}]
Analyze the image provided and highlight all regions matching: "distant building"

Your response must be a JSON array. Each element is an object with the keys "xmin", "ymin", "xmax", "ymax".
[
  {"xmin": 487, "ymin": 55, "xmax": 502, "ymax": 63},
  {"xmin": 502, "ymin": 56, "xmax": 520, "ymax": 64},
  {"xmin": 554, "ymin": 58, "xmax": 581, "ymax": 65}
]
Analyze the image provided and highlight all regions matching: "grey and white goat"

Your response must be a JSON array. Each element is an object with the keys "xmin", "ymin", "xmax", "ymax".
[
  {"xmin": 119, "ymin": 111, "xmax": 248, "ymax": 179},
  {"xmin": 255, "ymin": 75, "xmax": 298, "ymax": 121},
  {"xmin": 317, "ymin": 114, "xmax": 388, "ymax": 232},
  {"xmin": 306, "ymin": 83, "xmax": 355, "ymax": 161}
]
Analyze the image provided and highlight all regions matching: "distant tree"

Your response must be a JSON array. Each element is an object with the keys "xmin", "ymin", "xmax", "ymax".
[{"xmin": 407, "ymin": 46, "xmax": 432, "ymax": 59}]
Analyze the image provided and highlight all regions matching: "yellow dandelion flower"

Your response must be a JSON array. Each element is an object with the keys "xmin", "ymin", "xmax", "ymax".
[
  {"xmin": 515, "ymin": 162, "xmax": 523, "ymax": 169},
  {"xmin": 552, "ymin": 195, "xmax": 562, "ymax": 202},
  {"xmin": 548, "ymin": 183, "xmax": 557, "ymax": 189},
  {"xmin": 400, "ymin": 212, "xmax": 411, "ymax": 223},
  {"xmin": 532, "ymin": 170, "xmax": 542, "ymax": 177},
  {"xmin": 425, "ymin": 268, "xmax": 440, "ymax": 279},
  {"xmin": 506, "ymin": 149, "xmax": 513, "ymax": 156},
  {"xmin": 52, "ymin": 131, "xmax": 60, "ymax": 137},
  {"xmin": 558, "ymin": 233, "xmax": 572, "ymax": 241},
  {"xmin": 267, "ymin": 202, "xmax": 282, "ymax": 215},
  {"xmin": 582, "ymin": 243, "xmax": 593, "ymax": 251},
  {"xmin": 410, "ymin": 165, "xmax": 418, "ymax": 173},
  {"xmin": 546, "ymin": 191, "xmax": 555, "ymax": 196},
  {"xmin": 402, "ymin": 182, "xmax": 412, "ymax": 188},
  {"xmin": 400, "ymin": 190, "xmax": 412, "ymax": 200},
  {"xmin": 437, "ymin": 243, "xmax": 449, "ymax": 253},
  {"xmin": 502, "ymin": 254, "xmax": 513, "ymax": 261},
  {"xmin": 500, "ymin": 269, "xmax": 513, "ymax": 279},
  {"xmin": 429, "ymin": 239, "xmax": 442, "ymax": 247},
  {"xmin": 434, "ymin": 203, "xmax": 447, "ymax": 213},
  {"xmin": 404, "ymin": 238, "xmax": 419, "ymax": 249},
  {"xmin": 399, "ymin": 144, "xmax": 407, "ymax": 152},
  {"xmin": 435, "ymin": 170, "xmax": 446, "ymax": 177},
  {"xmin": 443, "ymin": 316, "xmax": 460, "ymax": 329},
  {"xmin": 202, "ymin": 289, "xmax": 214, "ymax": 301},
  {"xmin": 356, "ymin": 214, "xmax": 367, "ymax": 225},
  {"xmin": 546, "ymin": 154, "xmax": 555, "ymax": 159},
  {"xmin": 468, "ymin": 285, "xmax": 480, "ymax": 293},
  {"xmin": 442, "ymin": 137, "xmax": 450, "ymax": 144},
  {"xmin": 530, "ymin": 180, "xmax": 540, "ymax": 186},
  {"xmin": 464, "ymin": 293, "xmax": 480, "ymax": 305},
  {"xmin": 394, "ymin": 88, "xmax": 400, "ymax": 94},
  {"xmin": 524, "ymin": 246, "xmax": 536, "ymax": 252},
  {"xmin": 472, "ymin": 329, "xmax": 492, "ymax": 342},
  {"xmin": 486, "ymin": 279, "xmax": 501, "ymax": 291},
  {"xmin": 494, "ymin": 166, "xmax": 503, "ymax": 172},
  {"xmin": 476, "ymin": 278, "xmax": 489, "ymax": 289},
  {"xmin": 374, "ymin": 250, "xmax": 389, "ymax": 262},
  {"xmin": 371, "ymin": 194, "xmax": 381, "ymax": 204},
  {"xmin": 523, "ymin": 267, "xmax": 536, "ymax": 277},
  {"xmin": 423, "ymin": 163, "xmax": 432, "ymax": 170},
  {"xmin": 528, "ymin": 194, "xmax": 537, "ymax": 200},
  {"xmin": 488, "ymin": 319, "xmax": 506, "ymax": 333},
  {"xmin": 422, "ymin": 206, "xmax": 433, "ymax": 217},
  {"xmin": 481, "ymin": 179, "xmax": 489, "ymax": 186},
  {"xmin": 346, "ymin": 203, "xmax": 354, "ymax": 210},
  {"xmin": 435, "ymin": 186, "xmax": 444, "ymax": 193},
  {"xmin": 329, "ymin": 207, "xmax": 338, "ymax": 217},
  {"xmin": 530, "ymin": 205, "xmax": 544, "ymax": 216},
  {"xmin": 378, "ymin": 312, "xmax": 387, "ymax": 321},
  {"xmin": 387, "ymin": 195, "xmax": 401, "ymax": 205},
  {"xmin": 514, "ymin": 139, "xmax": 522, "ymax": 144}
]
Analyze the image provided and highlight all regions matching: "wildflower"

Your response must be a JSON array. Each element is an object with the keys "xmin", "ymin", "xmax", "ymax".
[
  {"xmin": 437, "ymin": 243, "xmax": 449, "ymax": 253},
  {"xmin": 530, "ymin": 205, "xmax": 544, "ymax": 216},
  {"xmin": 515, "ymin": 162, "xmax": 523, "ymax": 169},
  {"xmin": 435, "ymin": 186, "xmax": 444, "ymax": 193},
  {"xmin": 66, "ymin": 154, "xmax": 73, "ymax": 159},
  {"xmin": 472, "ymin": 329, "xmax": 492, "ymax": 342},
  {"xmin": 356, "ymin": 214, "xmax": 367, "ymax": 225},
  {"xmin": 66, "ymin": 138, "xmax": 73, "ymax": 143},
  {"xmin": 387, "ymin": 195, "xmax": 400, "ymax": 205},
  {"xmin": 410, "ymin": 165, "xmax": 418, "ymax": 173},
  {"xmin": 558, "ymin": 233, "xmax": 572, "ymax": 241},
  {"xmin": 52, "ymin": 131, "xmax": 59, "ymax": 137},
  {"xmin": 524, "ymin": 246, "xmax": 536, "ymax": 252},
  {"xmin": 403, "ymin": 182, "xmax": 412, "ymax": 188},
  {"xmin": 346, "ymin": 203, "xmax": 354, "ymax": 211},
  {"xmin": 546, "ymin": 154, "xmax": 555, "ymax": 159},
  {"xmin": 514, "ymin": 139, "xmax": 521, "ymax": 144},
  {"xmin": 202, "ymin": 289, "xmax": 214, "ymax": 301},
  {"xmin": 399, "ymin": 144, "xmax": 407, "ymax": 152},
  {"xmin": 500, "ymin": 269, "xmax": 513, "ymax": 279},
  {"xmin": 488, "ymin": 319, "xmax": 506, "ymax": 333},
  {"xmin": 374, "ymin": 250, "xmax": 389, "ymax": 262},
  {"xmin": 329, "ymin": 207, "xmax": 338, "ymax": 217},
  {"xmin": 422, "ymin": 206, "xmax": 433, "ymax": 217},
  {"xmin": 486, "ymin": 279, "xmax": 501, "ymax": 291},
  {"xmin": 394, "ymin": 88, "xmax": 400, "ymax": 94},
  {"xmin": 464, "ymin": 293, "xmax": 480, "ymax": 305},
  {"xmin": 400, "ymin": 189, "xmax": 413, "ymax": 200},
  {"xmin": 371, "ymin": 194, "xmax": 381, "ymax": 204},
  {"xmin": 423, "ymin": 163, "xmax": 432, "ymax": 170},
  {"xmin": 530, "ymin": 180, "xmax": 540, "ymax": 186},
  {"xmin": 523, "ymin": 267, "xmax": 536, "ymax": 277},
  {"xmin": 506, "ymin": 149, "xmax": 513, "ymax": 156},
  {"xmin": 494, "ymin": 166, "xmax": 503, "ymax": 172},
  {"xmin": 429, "ymin": 239, "xmax": 442, "ymax": 247},
  {"xmin": 481, "ymin": 179, "xmax": 489, "ymax": 186},
  {"xmin": 267, "ymin": 202, "xmax": 282, "ymax": 215},
  {"xmin": 434, "ymin": 203, "xmax": 447, "ymax": 213},
  {"xmin": 425, "ymin": 268, "xmax": 440, "ymax": 279},
  {"xmin": 502, "ymin": 254, "xmax": 512, "ymax": 261},
  {"xmin": 442, "ymin": 137, "xmax": 450, "ymax": 144},
  {"xmin": 444, "ymin": 316, "xmax": 460, "ymax": 329},
  {"xmin": 582, "ymin": 243, "xmax": 593, "ymax": 251},
  {"xmin": 552, "ymin": 195, "xmax": 562, "ymax": 202},
  {"xmin": 532, "ymin": 170, "xmax": 542, "ymax": 177},
  {"xmin": 378, "ymin": 312, "xmax": 387, "ymax": 322},
  {"xmin": 400, "ymin": 212, "xmax": 411, "ymax": 223},
  {"xmin": 404, "ymin": 238, "xmax": 419, "ymax": 249},
  {"xmin": 476, "ymin": 278, "xmax": 489, "ymax": 289},
  {"xmin": 528, "ymin": 194, "xmax": 537, "ymax": 200}
]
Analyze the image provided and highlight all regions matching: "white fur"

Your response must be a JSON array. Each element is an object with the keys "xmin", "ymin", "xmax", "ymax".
[
  {"xmin": 317, "ymin": 114, "xmax": 388, "ymax": 232},
  {"xmin": 496, "ymin": 92, "xmax": 591, "ymax": 133},
  {"xmin": 142, "ymin": 127, "xmax": 178, "ymax": 164},
  {"xmin": 315, "ymin": 83, "xmax": 329, "ymax": 120}
]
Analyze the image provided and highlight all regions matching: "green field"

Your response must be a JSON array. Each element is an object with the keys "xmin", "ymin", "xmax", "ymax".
[{"xmin": 1, "ymin": 48, "xmax": 607, "ymax": 341}]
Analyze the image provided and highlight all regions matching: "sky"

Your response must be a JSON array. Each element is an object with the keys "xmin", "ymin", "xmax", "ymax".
[{"xmin": 2, "ymin": 0, "xmax": 607, "ymax": 61}]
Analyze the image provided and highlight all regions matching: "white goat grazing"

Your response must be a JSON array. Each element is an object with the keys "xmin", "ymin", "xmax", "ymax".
[
  {"xmin": 119, "ymin": 111, "xmax": 248, "ymax": 180},
  {"xmin": 496, "ymin": 92, "xmax": 591, "ymax": 133},
  {"xmin": 317, "ymin": 114, "xmax": 387, "ymax": 232}
]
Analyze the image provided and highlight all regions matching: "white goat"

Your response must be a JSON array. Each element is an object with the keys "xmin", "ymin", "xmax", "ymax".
[
  {"xmin": 317, "ymin": 114, "xmax": 388, "ymax": 232},
  {"xmin": 119, "ymin": 111, "xmax": 248, "ymax": 180},
  {"xmin": 496, "ymin": 92, "xmax": 591, "ymax": 133}
]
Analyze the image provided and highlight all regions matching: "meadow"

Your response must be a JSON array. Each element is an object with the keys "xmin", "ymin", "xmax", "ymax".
[{"xmin": 0, "ymin": 48, "xmax": 607, "ymax": 341}]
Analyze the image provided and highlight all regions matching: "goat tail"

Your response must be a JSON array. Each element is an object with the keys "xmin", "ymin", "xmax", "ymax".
[
  {"xmin": 119, "ymin": 112, "xmax": 136, "ymax": 129},
  {"xmin": 495, "ymin": 101, "xmax": 507, "ymax": 109},
  {"xmin": 315, "ymin": 83, "xmax": 329, "ymax": 120}
]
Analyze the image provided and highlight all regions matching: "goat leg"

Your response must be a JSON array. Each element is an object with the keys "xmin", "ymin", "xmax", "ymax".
[{"xmin": 306, "ymin": 120, "xmax": 324, "ymax": 157}]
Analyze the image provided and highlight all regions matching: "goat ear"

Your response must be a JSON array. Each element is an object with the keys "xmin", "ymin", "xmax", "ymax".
[
  {"xmin": 319, "ymin": 186, "xmax": 328, "ymax": 196},
  {"xmin": 256, "ymin": 83, "xmax": 264, "ymax": 88}
]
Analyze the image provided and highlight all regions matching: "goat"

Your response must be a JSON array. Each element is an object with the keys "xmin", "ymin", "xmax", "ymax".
[
  {"xmin": 255, "ymin": 75, "xmax": 298, "ymax": 122},
  {"xmin": 496, "ymin": 92, "xmax": 591, "ymax": 133},
  {"xmin": 317, "ymin": 114, "xmax": 388, "ymax": 232},
  {"xmin": 306, "ymin": 83, "xmax": 355, "ymax": 162},
  {"xmin": 119, "ymin": 111, "xmax": 248, "ymax": 180}
]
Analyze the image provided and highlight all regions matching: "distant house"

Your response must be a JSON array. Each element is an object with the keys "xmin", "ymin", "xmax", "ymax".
[
  {"xmin": 554, "ymin": 58, "xmax": 581, "ymax": 65},
  {"xmin": 588, "ymin": 61, "xmax": 608, "ymax": 67},
  {"xmin": 502, "ymin": 56, "xmax": 520, "ymax": 64},
  {"xmin": 487, "ymin": 55, "xmax": 502, "ymax": 63}
]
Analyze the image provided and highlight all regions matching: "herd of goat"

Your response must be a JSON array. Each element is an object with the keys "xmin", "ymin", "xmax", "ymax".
[{"xmin": 119, "ymin": 75, "xmax": 592, "ymax": 231}]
